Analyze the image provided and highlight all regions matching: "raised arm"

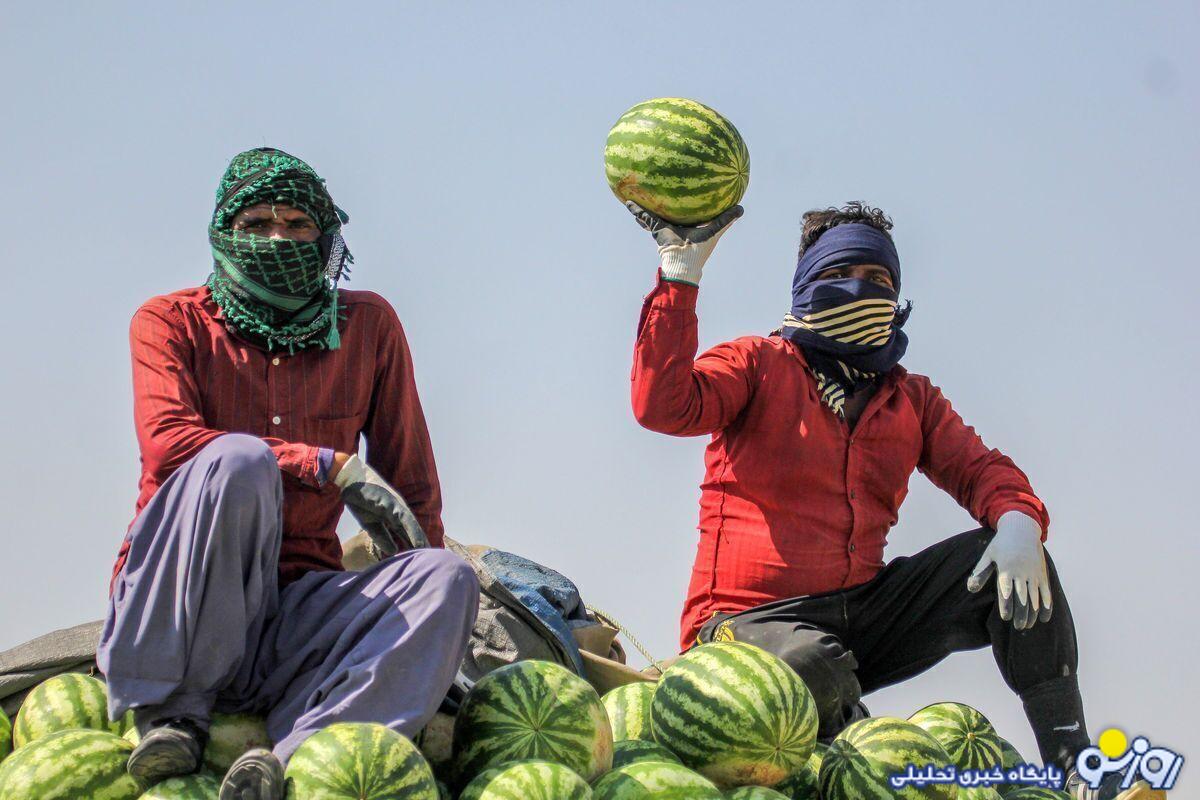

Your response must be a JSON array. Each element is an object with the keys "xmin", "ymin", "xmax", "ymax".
[
  {"xmin": 130, "ymin": 301, "xmax": 321, "ymax": 486},
  {"xmin": 913, "ymin": 376, "xmax": 1049, "ymax": 534}
]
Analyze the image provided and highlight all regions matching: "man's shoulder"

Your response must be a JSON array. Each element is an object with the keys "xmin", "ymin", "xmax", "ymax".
[
  {"xmin": 134, "ymin": 287, "xmax": 212, "ymax": 323},
  {"xmin": 340, "ymin": 289, "xmax": 402, "ymax": 325}
]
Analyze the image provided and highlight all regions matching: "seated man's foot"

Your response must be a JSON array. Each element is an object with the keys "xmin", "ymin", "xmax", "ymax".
[
  {"xmin": 219, "ymin": 748, "xmax": 285, "ymax": 800},
  {"xmin": 127, "ymin": 717, "xmax": 206, "ymax": 784},
  {"xmin": 1065, "ymin": 768, "xmax": 1157, "ymax": 800}
]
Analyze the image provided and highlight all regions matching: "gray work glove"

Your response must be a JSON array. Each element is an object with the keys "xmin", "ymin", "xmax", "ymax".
[
  {"xmin": 333, "ymin": 454, "xmax": 431, "ymax": 556},
  {"xmin": 626, "ymin": 201, "xmax": 743, "ymax": 286},
  {"xmin": 967, "ymin": 511, "xmax": 1053, "ymax": 631}
]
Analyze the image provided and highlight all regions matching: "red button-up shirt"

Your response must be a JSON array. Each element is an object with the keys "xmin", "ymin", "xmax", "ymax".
[
  {"xmin": 114, "ymin": 286, "xmax": 444, "ymax": 588},
  {"xmin": 631, "ymin": 279, "xmax": 1049, "ymax": 651}
]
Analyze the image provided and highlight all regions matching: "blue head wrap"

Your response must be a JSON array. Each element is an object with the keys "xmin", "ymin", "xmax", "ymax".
[{"xmin": 780, "ymin": 223, "xmax": 912, "ymax": 412}]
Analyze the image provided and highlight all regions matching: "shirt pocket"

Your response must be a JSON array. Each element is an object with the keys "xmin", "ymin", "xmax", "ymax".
[{"xmin": 310, "ymin": 413, "xmax": 366, "ymax": 454}]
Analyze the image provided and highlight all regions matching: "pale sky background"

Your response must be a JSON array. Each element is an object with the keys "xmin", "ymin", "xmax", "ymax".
[{"xmin": 2, "ymin": 1, "xmax": 1196, "ymax": 768}]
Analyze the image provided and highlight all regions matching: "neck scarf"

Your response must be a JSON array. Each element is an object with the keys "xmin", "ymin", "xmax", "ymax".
[
  {"xmin": 207, "ymin": 148, "xmax": 352, "ymax": 352},
  {"xmin": 779, "ymin": 223, "xmax": 912, "ymax": 418}
]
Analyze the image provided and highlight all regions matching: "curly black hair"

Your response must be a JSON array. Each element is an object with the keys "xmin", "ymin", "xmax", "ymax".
[{"xmin": 798, "ymin": 202, "xmax": 894, "ymax": 258}]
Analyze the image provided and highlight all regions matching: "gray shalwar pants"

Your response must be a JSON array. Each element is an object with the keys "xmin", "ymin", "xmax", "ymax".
[{"xmin": 97, "ymin": 434, "xmax": 479, "ymax": 761}]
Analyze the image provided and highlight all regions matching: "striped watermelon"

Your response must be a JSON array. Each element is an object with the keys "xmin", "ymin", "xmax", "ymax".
[
  {"xmin": 773, "ymin": 760, "xmax": 819, "ymax": 799},
  {"xmin": 459, "ymin": 766, "xmax": 508, "ymax": 800},
  {"xmin": 909, "ymin": 702, "xmax": 1002, "ymax": 771},
  {"xmin": 472, "ymin": 760, "xmax": 592, "ymax": 800},
  {"xmin": 0, "ymin": 728, "xmax": 144, "ymax": 800},
  {"xmin": 591, "ymin": 760, "xmax": 723, "ymax": 800},
  {"xmin": 452, "ymin": 660, "xmax": 613, "ymax": 784},
  {"xmin": 611, "ymin": 739, "xmax": 681, "ymax": 770},
  {"xmin": 602, "ymin": 683, "xmax": 656, "ymax": 742},
  {"xmin": 818, "ymin": 717, "xmax": 957, "ymax": 800},
  {"xmin": 650, "ymin": 641, "xmax": 818, "ymax": 788},
  {"xmin": 285, "ymin": 722, "xmax": 438, "ymax": 800},
  {"xmin": 12, "ymin": 673, "xmax": 120, "ymax": 747},
  {"xmin": 1002, "ymin": 790, "xmax": 1070, "ymax": 800},
  {"xmin": 807, "ymin": 741, "xmax": 830, "ymax": 774},
  {"xmin": 139, "ymin": 772, "xmax": 221, "ymax": 798},
  {"xmin": 0, "ymin": 706, "xmax": 10, "ymax": 761},
  {"xmin": 202, "ymin": 712, "xmax": 272, "ymax": 775},
  {"xmin": 990, "ymin": 736, "xmax": 1026, "ymax": 796},
  {"xmin": 604, "ymin": 97, "xmax": 749, "ymax": 225},
  {"xmin": 726, "ymin": 788, "xmax": 792, "ymax": 800},
  {"xmin": 958, "ymin": 789, "xmax": 1003, "ymax": 800}
]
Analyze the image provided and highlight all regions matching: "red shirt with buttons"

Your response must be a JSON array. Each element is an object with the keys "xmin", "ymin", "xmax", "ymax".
[
  {"xmin": 114, "ymin": 286, "xmax": 444, "ymax": 588},
  {"xmin": 631, "ymin": 279, "xmax": 1049, "ymax": 650}
]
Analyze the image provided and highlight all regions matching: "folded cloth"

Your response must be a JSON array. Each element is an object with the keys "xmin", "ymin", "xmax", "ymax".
[{"xmin": 0, "ymin": 620, "xmax": 104, "ymax": 715}]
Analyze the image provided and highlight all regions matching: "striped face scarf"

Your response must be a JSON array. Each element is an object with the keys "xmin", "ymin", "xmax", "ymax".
[
  {"xmin": 207, "ymin": 148, "xmax": 352, "ymax": 352},
  {"xmin": 779, "ymin": 223, "xmax": 911, "ymax": 418}
]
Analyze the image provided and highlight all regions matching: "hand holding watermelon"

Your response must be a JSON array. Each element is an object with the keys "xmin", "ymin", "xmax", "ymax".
[{"xmin": 626, "ymin": 201, "xmax": 743, "ymax": 287}]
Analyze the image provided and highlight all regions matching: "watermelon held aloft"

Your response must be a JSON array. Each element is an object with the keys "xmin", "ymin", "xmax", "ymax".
[
  {"xmin": 602, "ymin": 683, "xmax": 656, "ymax": 742},
  {"xmin": 285, "ymin": 722, "xmax": 438, "ymax": 800},
  {"xmin": 139, "ymin": 772, "xmax": 222, "ymax": 798},
  {"xmin": 0, "ymin": 728, "xmax": 144, "ymax": 800},
  {"xmin": 473, "ymin": 760, "xmax": 592, "ymax": 800},
  {"xmin": 591, "ymin": 760, "xmax": 723, "ymax": 800},
  {"xmin": 452, "ymin": 660, "xmax": 613, "ymax": 785},
  {"xmin": 203, "ymin": 713, "xmax": 272, "ymax": 775},
  {"xmin": 0, "ymin": 706, "xmax": 11, "ymax": 761},
  {"xmin": 650, "ymin": 641, "xmax": 818, "ymax": 788},
  {"xmin": 12, "ymin": 673, "xmax": 120, "ymax": 748},
  {"xmin": 611, "ymin": 739, "xmax": 681, "ymax": 770},
  {"xmin": 908, "ymin": 702, "xmax": 1002, "ymax": 772},
  {"xmin": 818, "ymin": 717, "xmax": 957, "ymax": 800},
  {"xmin": 604, "ymin": 97, "xmax": 750, "ymax": 225}
]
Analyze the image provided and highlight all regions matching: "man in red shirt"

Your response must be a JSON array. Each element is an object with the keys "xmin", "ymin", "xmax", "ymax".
[
  {"xmin": 97, "ymin": 148, "xmax": 479, "ymax": 800},
  {"xmin": 626, "ymin": 201, "xmax": 1117, "ymax": 799}
]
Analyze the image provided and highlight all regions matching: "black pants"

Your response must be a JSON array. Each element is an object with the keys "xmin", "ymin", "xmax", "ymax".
[{"xmin": 696, "ymin": 528, "xmax": 1084, "ymax": 761}]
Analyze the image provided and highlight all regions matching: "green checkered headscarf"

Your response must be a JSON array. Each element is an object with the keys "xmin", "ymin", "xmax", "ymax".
[{"xmin": 207, "ymin": 147, "xmax": 352, "ymax": 352}]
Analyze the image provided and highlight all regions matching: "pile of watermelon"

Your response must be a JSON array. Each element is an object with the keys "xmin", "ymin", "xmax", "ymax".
[{"xmin": 0, "ymin": 642, "xmax": 1071, "ymax": 799}]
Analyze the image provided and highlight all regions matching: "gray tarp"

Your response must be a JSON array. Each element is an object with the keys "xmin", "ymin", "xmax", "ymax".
[{"xmin": 0, "ymin": 620, "xmax": 104, "ymax": 716}]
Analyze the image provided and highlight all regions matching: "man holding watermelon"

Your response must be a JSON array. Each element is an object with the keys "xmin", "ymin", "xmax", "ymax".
[
  {"xmin": 625, "ymin": 200, "xmax": 1125, "ymax": 799},
  {"xmin": 97, "ymin": 148, "xmax": 480, "ymax": 800}
]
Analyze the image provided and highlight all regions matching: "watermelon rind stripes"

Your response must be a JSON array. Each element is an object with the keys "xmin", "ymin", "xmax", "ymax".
[
  {"xmin": 458, "ymin": 765, "xmax": 507, "ymax": 800},
  {"xmin": 602, "ymin": 682, "xmax": 656, "ymax": 742},
  {"xmin": 958, "ymin": 788, "xmax": 1003, "ymax": 799},
  {"xmin": 452, "ymin": 660, "xmax": 613, "ymax": 785},
  {"xmin": 473, "ymin": 760, "xmax": 592, "ymax": 800},
  {"xmin": 0, "ymin": 728, "xmax": 144, "ymax": 800},
  {"xmin": 591, "ymin": 759, "xmax": 723, "ymax": 800},
  {"xmin": 650, "ymin": 641, "xmax": 817, "ymax": 788},
  {"xmin": 0, "ymin": 706, "xmax": 11, "ymax": 761},
  {"xmin": 908, "ymin": 702, "xmax": 1003, "ymax": 771},
  {"xmin": 203, "ymin": 712, "xmax": 272, "ymax": 774},
  {"xmin": 726, "ymin": 787, "xmax": 793, "ymax": 799},
  {"xmin": 139, "ymin": 772, "xmax": 222, "ymax": 798},
  {"xmin": 604, "ymin": 97, "xmax": 750, "ymax": 225},
  {"xmin": 284, "ymin": 721, "xmax": 438, "ymax": 800},
  {"xmin": 773, "ymin": 759, "xmax": 819, "ymax": 798},
  {"xmin": 12, "ymin": 673, "xmax": 119, "ymax": 747},
  {"xmin": 818, "ymin": 717, "xmax": 957, "ymax": 800},
  {"xmin": 1002, "ymin": 789, "xmax": 1071, "ymax": 799},
  {"xmin": 611, "ymin": 738, "xmax": 681, "ymax": 770}
]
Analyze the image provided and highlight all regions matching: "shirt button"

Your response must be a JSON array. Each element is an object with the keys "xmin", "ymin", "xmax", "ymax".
[
  {"xmin": 272, "ymin": 357, "xmax": 281, "ymax": 366},
  {"xmin": 849, "ymin": 489, "xmax": 857, "ymax": 500},
  {"xmin": 271, "ymin": 416, "xmax": 282, "ymax": 425},
  {"xmin": 848, "ymin": 543, "xmax": 857, "ymax": 553}
]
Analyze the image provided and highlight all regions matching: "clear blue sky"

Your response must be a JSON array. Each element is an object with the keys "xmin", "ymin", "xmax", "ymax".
[{"xmin": 2, "ymin": 1, "xmax": 1196, "ymax": 765}]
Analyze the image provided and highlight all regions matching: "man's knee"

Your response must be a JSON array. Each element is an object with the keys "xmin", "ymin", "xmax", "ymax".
[
  {"xmin": 396, "ymin": 549, "xmax": 480, "ymax": 613},
  {"xmin": 195, "ymin": 434, "xmax": 279, "ymax": 494}
]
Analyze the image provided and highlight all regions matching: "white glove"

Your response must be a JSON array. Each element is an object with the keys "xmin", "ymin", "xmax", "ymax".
[
  {"xmin": 626, "ymin": 201, "xmax": 743, "ymax": 286},
  {"xmin": 967, "ymin": 511, "xmax": 1053, "ymax": 631}
]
